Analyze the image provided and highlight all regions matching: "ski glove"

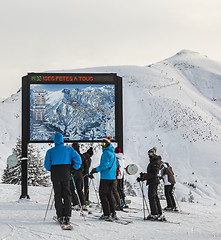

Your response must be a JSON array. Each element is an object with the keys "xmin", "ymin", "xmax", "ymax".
[
  {"xmin": 136, "ymin": 172, "xmax": 147, "ymax": 182},
  {"xmin": 88, "ymin": 172, "xmax": 94, "ymax": 179},
  {"xmin": 90, "ymin": 168, "xmax": 97, "ymax": 174},
  {"xmin": 88, "ymin": 168, "xmax": 96, "ymax": 179},
  {"xmin": 136, "ymin": 177, "xmax": 142, "ymax": 182}
]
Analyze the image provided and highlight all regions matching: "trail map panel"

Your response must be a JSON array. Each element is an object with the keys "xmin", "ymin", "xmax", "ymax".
[{"xmin": 30, "ymin": 84, "xmax": 115, "ymax": 141}]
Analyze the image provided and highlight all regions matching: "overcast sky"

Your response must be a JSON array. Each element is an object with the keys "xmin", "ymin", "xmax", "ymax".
[{"xmin": 0, "ymin": 0, "xmax": 221, "ymax": 99}]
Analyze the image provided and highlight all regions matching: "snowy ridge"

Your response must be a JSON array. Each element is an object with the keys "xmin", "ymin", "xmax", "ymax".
[
  {"xmin": 0, "ymin": 50, "xmax": 221, "ymax": 204},
  {"xmin": 0, "ymin": 90, "xmax": 21, "ymax": 172}
]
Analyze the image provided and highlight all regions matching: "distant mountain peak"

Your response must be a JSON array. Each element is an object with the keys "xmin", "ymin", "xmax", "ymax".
[
  {"xmin": 176, "ymin": 49, "xmax": 199, "ymax": 55},
  {"xmin": 165, "ymin": 49, "xmax": 203, "ymax": 62},
  {"xmin": 158, "ymin": 49, "xmax": 212, "ymax": 67}
]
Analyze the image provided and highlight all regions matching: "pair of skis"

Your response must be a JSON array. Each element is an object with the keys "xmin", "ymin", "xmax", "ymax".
[
  {"xmin": 144, "ymin": 217, "xmax": 180, "ymax": 224},
  {"xmin": 53, "ymin": 216, "xmax": 73, "ymax": 230},
  {"xmin": 87, "ymin": 214, "xmax": 133, "ymax": 225},
  {"xmin": 88, "ymin": 213, "xmax": 180, "ymax": 225},
  {"xmin": 164, "ymin": 209, "xmax": 190, "ymax": 215}
]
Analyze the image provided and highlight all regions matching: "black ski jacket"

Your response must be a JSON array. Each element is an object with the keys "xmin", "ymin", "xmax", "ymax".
[
  {"xmin": 82, "ymin": 152, "xmax": 92, "ymax": 175},
  {"xmin": 146, "ymin": 155, "xmax": 161, "ymax": 186}
]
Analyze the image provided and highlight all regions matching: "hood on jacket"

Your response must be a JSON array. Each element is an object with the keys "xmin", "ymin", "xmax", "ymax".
[
  {"xmin": 102, "ymin": 144, "xmax": 115, "ymax": 153},
  {"xmin": 87, "ymin": 147, "xmax": 94, "ymax": 157},
  {"xmin": 54, "ymin": 133, "xmax": 64, "ymax": 145}
]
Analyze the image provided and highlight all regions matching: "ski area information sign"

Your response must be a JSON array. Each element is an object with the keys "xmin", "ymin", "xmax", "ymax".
[
  {"xmin": 21, "ymin": 72, "xmax": 123, "ymax": 199},
  {"xmin": 22, "ymin": 73, "xmax": 123, "ymax": 144}
]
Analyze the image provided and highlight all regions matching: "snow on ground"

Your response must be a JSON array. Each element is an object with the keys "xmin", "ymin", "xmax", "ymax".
[{"xmin": 0, "ymin": 183, "xmax": 220, "ymax": 240}]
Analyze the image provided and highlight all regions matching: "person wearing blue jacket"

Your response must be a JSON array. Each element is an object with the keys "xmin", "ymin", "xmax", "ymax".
[
  {"xmin": 44, "ymin": 133, "xmax": 81, "ymax": 225},
  {"xmin": 90, "ymin": 136, "xmax": 119, "ymax": 221}
]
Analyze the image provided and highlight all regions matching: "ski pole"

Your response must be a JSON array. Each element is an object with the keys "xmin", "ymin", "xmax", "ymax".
[
  {"xmin": 50, "ymin": 197, "xmax": 54, "ymax": 210},
  {"xmin": 173, "ymin": 191, "xmax": 182, "ymax": 212},
  {"xmin": 140, "ymin": 181, "xmax": 149, "ymax": 212},
  {"xmin": 91, "ymin": 177, "xmax": 101, "ymax": 207},
  {"xmin": 82, "ymin": 175, "xmax": 85, "ymax": 191},
  {"xmin": 71, "ymin": 175, "xmax": 86, "ymax": 221},
  {"xmin": 44, "ymin": 187, "xmax": 53, "ymax": 221},
  {"xmin": 140, "ymin": 181, "xmax": 146, "ymax": 220},
  {"xmin": 89, "ymin": 177, "xmax": 92, "ymax": 187},
  {"xmin": 138, "ymin": 181, "xmax": 150, "ymax": 215}
]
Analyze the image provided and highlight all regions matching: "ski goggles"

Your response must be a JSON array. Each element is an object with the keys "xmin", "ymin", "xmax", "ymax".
[{"xmin": 148, "ymin": 151, "xmax": 154, "ymax": 156}]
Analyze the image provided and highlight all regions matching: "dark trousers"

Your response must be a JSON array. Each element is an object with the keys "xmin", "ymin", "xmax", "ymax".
[
  {"xmin": 71, "ymin": 175, "xmax": 85, "ymax": 206},
  {"xmin": 112, "ymin": 180, "xmax": 121, "ymax": 208},
  {"xmin": 164, "ymin": 184, "xmax": 176, "ymax": 208},
  {"xmin": 99, "ymin": 179, "xmax": 116, "ymax": 216},
  {"xmin": 84, "ymin": 176, "xmax": 89, "ymax": 202},
  {"xmin": 53, "ymin": 180, "xmax": 72, "ymax": 218},
  {"xmin": 117, "ymin": 178, "xmax": 125, "ymax": 203},
  {"xmin": 148, "ymin": 184, "xmax": 162, "ymax": 215}
]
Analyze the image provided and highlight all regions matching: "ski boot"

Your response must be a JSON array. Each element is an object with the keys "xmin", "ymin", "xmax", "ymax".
[
  {"xmin": 146, "ymin": 214, "xmax": 159, "ymax": 221},
  {"xmin": 111, "ymin": 212, "xmax": 119, "ymax": 220},
  {"xmin": 156, "ymin": 214, "xmax": 167, "ymax": 221},
  {"xmin": 63, "ymin": 216, "xmax": 71, "ymax": 225},
  {"xmin": 164, "ymin": 206, "xmax": 173, "ymax": 211},
  {"xmin": 57, "ymin": 216, "xmax": 64, "ymax": 224},
  {"xmin": 121, "ymin": 202, "xmax": 129, "ymax": 208}
]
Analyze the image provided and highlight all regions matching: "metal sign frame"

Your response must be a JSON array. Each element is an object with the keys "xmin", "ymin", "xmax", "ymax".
[{"xmin": 21, "ymin": 72, "xmax": 123, "ymax": 198}]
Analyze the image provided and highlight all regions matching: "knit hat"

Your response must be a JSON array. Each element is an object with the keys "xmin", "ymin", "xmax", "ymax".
[
  {"xmin": 115, "ymin": 147, "xmax": 121, "ymax": 153},
  {"xmin": 148, "ymin": 146, "xmax": 157, "ymax": 156},
  {"xmin": 87, "ymin": 147, "xmax": 94, "ymax": 157},
  {"xmin": 72, "ymin": 142, "xmax": 80, "ymax": 153},
  {"xmin": 102, "ymin": 136, "xmax": 111, "ymax": 148}
]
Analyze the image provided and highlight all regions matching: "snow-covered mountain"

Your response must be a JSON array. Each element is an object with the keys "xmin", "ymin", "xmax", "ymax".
[
  {"xmin": 0, "ymin": 49, "xmax": 221, "ymax": 204},
  {"xmin": 0, "ymin": 90, "xmax": 21, "ymax": 173}
]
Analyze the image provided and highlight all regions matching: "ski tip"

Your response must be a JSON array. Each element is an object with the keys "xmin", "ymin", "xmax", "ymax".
[{"xmin": 62, "ymin": 225, "xmax": 73, "ymax": 230}]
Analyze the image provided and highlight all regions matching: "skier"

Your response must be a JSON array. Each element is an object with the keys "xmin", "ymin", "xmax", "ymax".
[
  {"xmin": 114, "ymin": 147, "xmax": 127, "ymax": 209},
  {"xmin": 137, "ymin": 147, "xmax": 165, "ymax": 221},
  {"xmin": 71, "ymin": 142, "xmax": 87, "ymax": 211},
  {"xmin": 82, "ymin": 147, "xmax": 94, "ymax": 205},
  {"xmin": 90, "ymin": 136, "xmax": 119, "ymax": 221},
  {"xmin": 160, "ymin": 162, "xmax": 177, "ymax": 211},
  {"xmin": 44, "ymin": 133, "xmax": 81, "ymax": 226}
]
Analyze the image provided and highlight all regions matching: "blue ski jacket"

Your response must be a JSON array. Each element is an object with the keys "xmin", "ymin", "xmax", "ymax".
[
  {"xmin": 44, "ymin": 133, "xmax": 81, "ymax": 174},
  {"xmin": 95, "ymin": 144, "xmax": 118, "ymax": 180}
]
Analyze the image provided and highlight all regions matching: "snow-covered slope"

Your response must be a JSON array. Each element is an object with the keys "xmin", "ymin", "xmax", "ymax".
[
  {"xmin": 0, "ymin": 183, "xmax": 220, "ymax": 240},
  {"xmin": 0, "ymin": 90, "xmax": 21, "ymax": 172},
  {"xmin": 0, "ymin": 50, "xmax": 221, "ymax": 203}
]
